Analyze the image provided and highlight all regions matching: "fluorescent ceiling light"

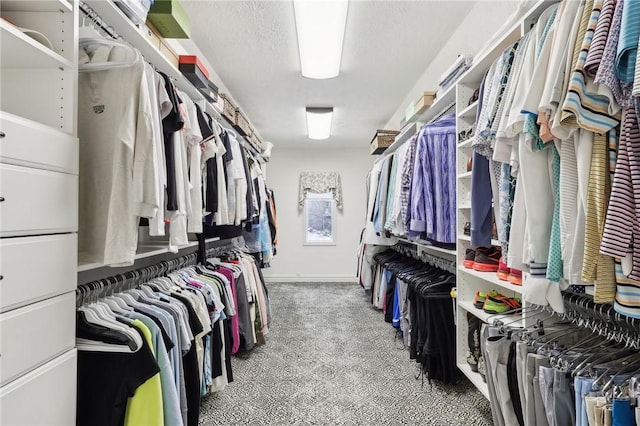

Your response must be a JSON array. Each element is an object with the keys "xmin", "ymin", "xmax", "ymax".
[
  {"xmin": 293, "ymin": 0, "xmax": 349, "ymax": 79},
  {"xmin": 306, "ymin": 107, "xmax": 333, "ymax": 140}
]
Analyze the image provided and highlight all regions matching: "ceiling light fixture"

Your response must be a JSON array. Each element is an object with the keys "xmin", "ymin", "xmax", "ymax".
[
  {"xmin": 306, "ymin": 107, "xmax": 333, "ymax": 140},
  {"xmin": 293, "ymin": 0, "xmax": 349, "ymax": 79}
]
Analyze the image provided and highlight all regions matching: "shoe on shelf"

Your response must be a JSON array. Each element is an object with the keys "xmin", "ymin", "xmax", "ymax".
[
  {"xmin": 483, "ymin": 295, "xmax": 521, "ymax": 315},
  {"xmin": 496, "ymin": 257, "xmax": 510, "ymax": 281},
  {"xmin": 463, "ymin": 248, "xmax": 476, "ymax": 269},
  {"xmin": 477, "ymin": 355, "xmax": 486, "ymax": 382},
  {"xmin": 473, "ymin": 290, "xmax": 498, "ymax": 309},
  {"xmin": 466, "ymin": 314, "xmax": 481, "ymax": 372},
  {"xmin": 473, "ymin": 246, "xmax": 501, "ymax": 272},
  {"xmin": 508, "ymin": 268, "xmax": 523, "ymax": 285}
]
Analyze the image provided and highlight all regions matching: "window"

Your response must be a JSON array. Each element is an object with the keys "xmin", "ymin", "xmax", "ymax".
[{"xmin": 303, "ymin": 192, "xmax": 336, "ymax": 245}]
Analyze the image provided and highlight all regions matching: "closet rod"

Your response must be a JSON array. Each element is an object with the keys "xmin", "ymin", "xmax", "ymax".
[
  {"xmin": 516, "ymin": 293, "xmax": 640, "ymax": 349},
  {"xmin": 76, "ymin": 252, "xmax": 198, "ymax": 306},
  {"xmin": 427, "ymin": 101, "xmax": 456, "ymax": 124},
  {"xmin": 79, "ymin": 2, "xmax": 121, "ymax": 40},
  {"xmin": 390, "ymin": 243, "xmax": 456, "ymax": 274}
]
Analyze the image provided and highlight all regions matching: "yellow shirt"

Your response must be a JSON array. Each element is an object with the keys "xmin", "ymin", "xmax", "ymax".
[{"xmin": 125, "ymin": 319, "xmax": 164, "ymax": 426}]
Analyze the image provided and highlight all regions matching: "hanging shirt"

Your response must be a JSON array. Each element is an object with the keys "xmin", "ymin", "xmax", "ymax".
[
  {"xmin": 124, "ymin": 320, "xmax": 164, "ymax": 426},
  {"xmin": 78, "ymin": 44, "xmax": 156, "ymax": 266},
  {"xmin": 410, "ymin": 115, "xmax": 457, "ymax": 244},
  {"xmin": 147, "ymin": 65, "xmax": 173, "ymax": 237}
]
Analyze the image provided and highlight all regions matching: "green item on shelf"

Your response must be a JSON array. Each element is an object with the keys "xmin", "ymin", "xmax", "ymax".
[
  {"xmin": 148, "ymin": 0, "xmax": 191, "ymax": 39},
  {"xmin": 483, "ymin": 296, "xmax": 521, "ymax": 315}
]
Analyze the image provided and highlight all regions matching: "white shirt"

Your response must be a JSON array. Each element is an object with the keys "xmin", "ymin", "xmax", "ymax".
[{"xmin": 78, "ymin": 44, "xmax": 156, "ymax": 265}]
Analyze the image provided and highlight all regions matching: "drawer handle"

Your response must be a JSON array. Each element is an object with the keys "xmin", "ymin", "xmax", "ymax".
[
  {"xmin": 0, "ymin": 131, "xmax": 5, "ymax": 138},
  {"xmin": 0, "ymin": 197, "xmax": 4, "ymax": 202},
  {"xmin": 0, "ymin": 275, "xmax": 3, "ymax": 280}
]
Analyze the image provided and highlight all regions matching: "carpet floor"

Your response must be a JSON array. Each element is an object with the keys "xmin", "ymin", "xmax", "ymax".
[{"xmin": 199, "ymin": 282, "xmax": 492, "ymax": 425}]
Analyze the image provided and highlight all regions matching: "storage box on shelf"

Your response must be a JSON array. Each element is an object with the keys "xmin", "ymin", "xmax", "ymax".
[
  {"xmin": 147, "ymin": 0, "xmax": 190, "ymax": 39},
  {"xmin": 234, "ymin": 109, "xmax": 251, "ymax": 137},
  {"xmin": 220, "ymin": 93, "xmax": 237, "ymax": 123},
  {"xmin": 370, "ymin": 129, "xmax": 400, "ymax": 155}
]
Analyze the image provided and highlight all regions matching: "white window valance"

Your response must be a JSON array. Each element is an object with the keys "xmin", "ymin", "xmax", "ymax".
[{"xmin": 298, "ymin": 171, "xmax": 343, "ymax": 211}]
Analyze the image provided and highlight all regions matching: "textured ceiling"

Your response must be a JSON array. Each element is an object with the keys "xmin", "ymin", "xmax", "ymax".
[{"xmin": 182, "ymin": 1, "xmax": 477, "ymax": 149}]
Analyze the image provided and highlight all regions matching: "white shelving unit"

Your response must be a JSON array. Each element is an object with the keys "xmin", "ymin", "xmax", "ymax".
[
  {"xmin": 0, "ymin": 1, "xmax": 78, "ymax": 423},
  {"xmin": 453, "ymin": 0, "xmax": 555, "ymax": 399}
]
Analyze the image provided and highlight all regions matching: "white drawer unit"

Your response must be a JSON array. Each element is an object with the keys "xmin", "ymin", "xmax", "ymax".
[
  {"xmin": 0, "ymin": 349, "xmax": 77, "ymax": 426},
  {"xmin": 0, "ymin": 234, "xmax": 77, "ymax": 312},
  {"xmin": 0, "ymin": 163, "xmax": 78, "ymax": 237},
  {"xmin": 0, "ymin": 111, "xmax": 79, "ymax": 174},
  {"xmin": 0, "ymin": 292, "xmax": 75, "ymax": 386}
]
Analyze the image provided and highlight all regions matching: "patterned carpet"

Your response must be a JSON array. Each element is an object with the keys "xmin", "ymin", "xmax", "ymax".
[{"xmin": 199, "ymin": 282, "xmax": 492, "ymax": 426}]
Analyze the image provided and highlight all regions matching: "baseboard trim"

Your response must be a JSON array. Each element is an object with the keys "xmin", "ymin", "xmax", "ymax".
[{"xmin": 263, "ymin": 276, "xmax": 358, "ymax": 283}]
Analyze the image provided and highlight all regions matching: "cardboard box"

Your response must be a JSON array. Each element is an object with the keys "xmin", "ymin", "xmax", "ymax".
[
  {"xmin": 148, "ymin": 0, "xmax": 191, "ymax": 39},
  {"xmin": 220, "ymin": 94, "xmax": 236, "ymax": 123},
  {"xmin": 370, "ymin": 129, "xmax": 400, "ymax": 155},
  {"xmin": 178, "ymin": 55, "xmax": 210, "ymax": 88},
  {"xmin": 234, "ymin": 109, "xmax": 251, "ymax": 137},
  {"xmin": 414, "ymin": 91, "xmax": 437, "ymax": 115},
  {"xmin": 198, "ymin": 80, "xmax": 219, "ymax": 103}
]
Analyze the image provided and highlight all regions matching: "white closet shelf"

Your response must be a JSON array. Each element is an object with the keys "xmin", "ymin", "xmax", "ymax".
[
  {"xmin": 377, "ymin": 121, "xmax": 419, "ymax": 158},
  {"xmin": 417, "ymin": 83, "xmax": 456, "ymax": 124},
  {"xmin": 82, "ymin": 0, "xmax": 204, "ymax": 104},
  {"xmin": 1, "ymin": 0, "xmax": 72, "ymax": 12},
  {"xmin": 459, "ymin": 204, "xmax": 471, "ymax": 209},
  {"xmin": 76, "ymin": 237, "xmax": 223, "ymax": 272},
  {"xmin": 459, "ymin": 267, "xmax": 524, "ymax": 294},
  {"xmin": 457, "ymin": 235, "xmax": 500, "ymax": 247},
  {"xmin": 397, "ymin": 237, "xmax": 456, "ymax": 257},
  {"xmin": 77, "ymin": 241, "xmax": 202, "ymax": 272},
  {"xmin": 457, "ymin": 363, "xmax": 489, "ymax": 400},
  {"xmin": 457, "ymin": 101, "xmax": 478, "ymax": 119},
  {"xmin": 0, "ymin": 20, "xmax": 73, "ymax": 69},
  {"xmin": 458, "ymin": 138, "xmax": 473, "ymax": 149},
  {"xmin": 458, "ymin": 171, "xmax": 472, "ymax": 179},
  {"xmin": 458, "ymin": 300, "xmax": 523, "ymax": 327}
]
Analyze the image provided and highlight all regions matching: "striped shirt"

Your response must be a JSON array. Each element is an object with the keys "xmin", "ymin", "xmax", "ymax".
[
  {"xmin": 594, "ymin": 0, "xmax": 634, "ymax": 108},
  {"xmin": 409, "ymin": 115, "xmax": 456, "ymax": 244},
  {"xmin": 561, "ymin": 0, "xmax": 621, "ymax": 133},
  {"xmin": 400, "ymin": 134, "xmax": 418, "ymax": 234},
  {"xmin": 584, "ymin": 0, "xmax": 616, "ymax": 78},
  {"xmin": 614, "ymin": 0, "xmax": 640, "ymax": 82},
  {"xmin": 614, "ymin": 259, "xmax": 640, "ymax": 318},
  {"xmin": 601, "ymin": 104, "xmax": 640, "ymax": 281}
]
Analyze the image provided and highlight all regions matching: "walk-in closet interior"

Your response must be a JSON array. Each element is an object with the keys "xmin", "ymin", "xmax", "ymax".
[{"xmin": 1, "ymin": 0, "xmax": 640, "ymax": 425}]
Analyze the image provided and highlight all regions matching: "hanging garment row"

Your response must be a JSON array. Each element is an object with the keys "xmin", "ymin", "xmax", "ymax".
[
  {"xmin": 363, "ymin": 114, "xmax": 456, "ymax": 247},
  {"xmin": 465, "ymin": 0, "xmax": 640, "ymax": 317},
  {"xmin": 477, "ymin": 293, "xmax": 640, "ymax": 426},
  {"xmin": 371, "ymin": 248, "xmax": 457, "ymax": 385},
  {"xmin": 76, "ymin": 250, "xmax": 270, "ymax": 426},
  {"xmin": 76, "ymin": 23, "xmax": 277, "ymax": 268}
]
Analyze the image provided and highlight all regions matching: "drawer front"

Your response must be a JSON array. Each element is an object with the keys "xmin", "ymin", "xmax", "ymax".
[
  {"xmin": 0, "ymin": 111, "xmax": 78, "ymax": 174},
  {"xmin": 0, "ymin": 350, "xmax": 76, "ymax": 426},
  {"xmin": 0, "ymin": 163, "xmax": 78, "ymax": 237},
  {"xmin": 0, "ymin": 234, "xmax": 77, "ymax": 312},
  {"xmin": 0, "ymin": 292, "xmax": 75, "ymax": 386}
]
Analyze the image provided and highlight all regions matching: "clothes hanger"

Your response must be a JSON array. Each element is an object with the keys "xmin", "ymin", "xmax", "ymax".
[{"xmin": 78, "ymin": 37, "xmax": 141, "ymax": 71}]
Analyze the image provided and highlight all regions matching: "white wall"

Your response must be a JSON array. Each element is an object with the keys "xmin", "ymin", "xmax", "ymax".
[
  {"xmin": 385, "ymin": 0, "xmax": 536, "ymax": 129},
  {"xmin": 262, "ymin": 147, "xmax": 373, "ymax": 282}
]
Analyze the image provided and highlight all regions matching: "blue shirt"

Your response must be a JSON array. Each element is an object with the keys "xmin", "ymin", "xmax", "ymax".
[{"xmin": 409, "ymin": 115, "xmax": 457, "ymax": 244}]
